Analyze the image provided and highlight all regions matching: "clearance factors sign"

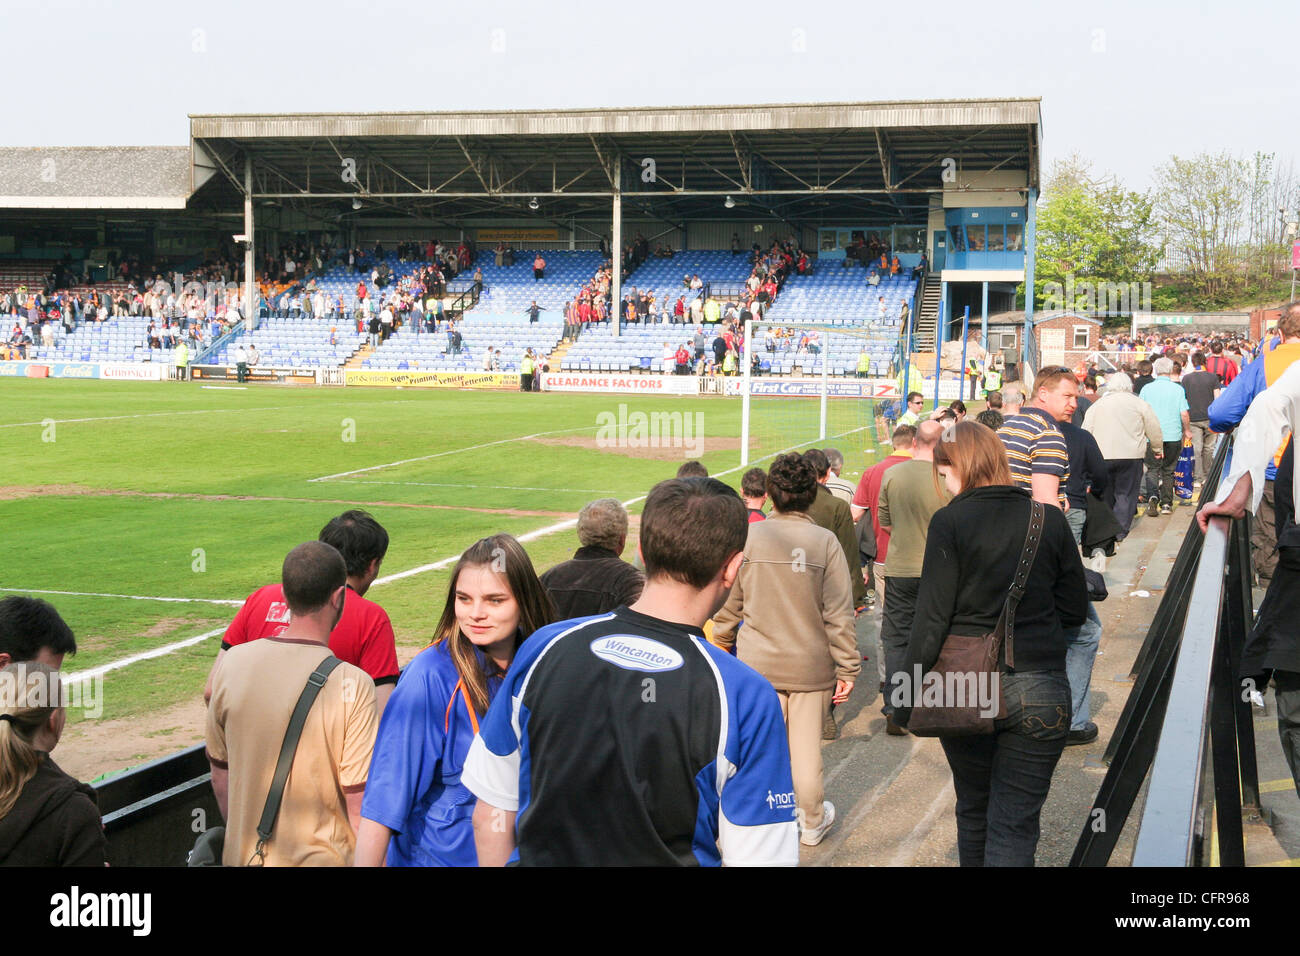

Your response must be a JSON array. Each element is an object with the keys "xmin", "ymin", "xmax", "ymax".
[{"xmin": 345, "ymin": 369, "xmax": 521, "ymax": 389}]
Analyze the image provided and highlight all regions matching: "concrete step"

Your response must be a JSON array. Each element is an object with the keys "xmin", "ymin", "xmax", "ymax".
[{"xmin": 344, "ymin": 344, "xmax": 373, "ymax": 369}]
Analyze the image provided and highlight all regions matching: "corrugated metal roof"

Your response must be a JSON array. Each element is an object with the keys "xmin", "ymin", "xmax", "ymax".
[
  {"xmin": 190, "ymin": 98, "xmax": 1041, "ymax": 139},
  {"xmin": 0, "ymin": 147, "xmax": 191, "ymax": 208}
]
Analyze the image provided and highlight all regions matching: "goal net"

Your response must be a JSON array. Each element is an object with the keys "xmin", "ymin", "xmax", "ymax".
[{"xmin": 739, "ymin": 320, "xmax": 903, "ymax": 477}]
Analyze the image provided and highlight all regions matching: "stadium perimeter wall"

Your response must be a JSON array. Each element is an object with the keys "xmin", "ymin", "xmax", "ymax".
[{"xmin": 0, "ymin": 364, "xmax": 969, "ymax": 397}]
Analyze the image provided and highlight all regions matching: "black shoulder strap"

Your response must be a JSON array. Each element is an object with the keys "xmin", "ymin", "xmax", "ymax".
[
  {"xmin": 247, "ymin": 655, "xmax": 343, "ymax": 866},
  {"xmin": 1000, "ymin": 500, "xmax": 1046, "ymax": 670}
]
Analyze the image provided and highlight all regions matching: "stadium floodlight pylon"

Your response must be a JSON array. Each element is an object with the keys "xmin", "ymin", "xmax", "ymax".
[{"xmin": 739, "ymin": 319, "xmax": 894, "ymax": 468}]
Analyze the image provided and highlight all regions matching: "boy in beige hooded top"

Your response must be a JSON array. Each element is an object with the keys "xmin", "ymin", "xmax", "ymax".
[{"xmin": 712, "ymin": 452, "xmax": 860, "ymax": 846}]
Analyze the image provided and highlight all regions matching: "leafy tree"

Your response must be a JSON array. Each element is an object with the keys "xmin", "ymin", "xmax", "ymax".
[{"xmin": 1032, "ymin": 155, "xmax": 1160, "ymax": 314}]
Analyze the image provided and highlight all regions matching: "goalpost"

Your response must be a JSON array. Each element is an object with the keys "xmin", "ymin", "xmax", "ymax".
[{"xmin": 739, "ymin": 319, "xmax": 898, "ymax": 472}]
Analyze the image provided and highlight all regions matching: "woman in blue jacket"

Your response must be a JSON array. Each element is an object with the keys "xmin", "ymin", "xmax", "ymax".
[{"xmin": 354, "ymin": 534, "xmax": 555, "ymax": 866}]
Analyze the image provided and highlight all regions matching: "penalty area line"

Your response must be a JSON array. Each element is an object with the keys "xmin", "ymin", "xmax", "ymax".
[
  {"xmin": 307, "ymin": 424, "xmax": 598, "ymax": 482},
  {"xmin": 370, "ymin": 425, "xmax": 862, "ymax": 590},
  {"xmin": 326, "ymin": 479, "xmax": 620, "ymax": 495}
]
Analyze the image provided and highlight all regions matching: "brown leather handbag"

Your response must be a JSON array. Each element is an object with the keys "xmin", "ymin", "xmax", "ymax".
[{"xmin": 907, "ymin": 500, "xmax": 1045, "ymax": 737}]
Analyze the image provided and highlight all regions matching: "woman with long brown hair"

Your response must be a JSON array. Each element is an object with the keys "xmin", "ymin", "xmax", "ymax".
[
  {"xmin": 354, "ymin": 534, "xmax": 554, "ymax": 867},
  {"xmin": 896, "ymin": 421, "xmax": 1086, "ymax": 866},
  {"xmin": 0, "ymin": 662, "xmax": 106, "ymax": 866}
]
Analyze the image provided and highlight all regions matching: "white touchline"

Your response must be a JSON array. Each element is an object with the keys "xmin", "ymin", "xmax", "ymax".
[
  {"xmin": 307, "ymin": 424, "xmax": 599, "ymax": 482},
  {"xmin": 0, "ymin": 587, "xmax": 242, "ymax": 606},
  {"xmin": 64, "ymin": 628, "xmax": 227, "ymax": 685},
  {"xmin": 371, "ymin": 495, "xmax": 650, "ymax": 585}
]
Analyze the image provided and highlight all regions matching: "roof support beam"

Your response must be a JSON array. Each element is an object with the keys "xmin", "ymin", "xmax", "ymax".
[
  {"xmin": 456, "ymin": 137, "xmax": 492, "ymax": 193},
  {"xmin": 875, "ymin": 129, "xmax": 893, "ymax": 191}
]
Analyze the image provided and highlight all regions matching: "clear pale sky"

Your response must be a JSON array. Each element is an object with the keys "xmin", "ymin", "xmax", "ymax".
[{"xmin": 5, "ymin": 0, "xmax": 1296, "ymax": 191}]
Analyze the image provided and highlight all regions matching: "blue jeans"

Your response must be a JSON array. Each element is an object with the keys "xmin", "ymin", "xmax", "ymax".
[
  {"xmin": 939, "ymin": 670, "xmax": 1070, "ymax": 866},
  {"xmin": 1064, "ymin": 605, "xmax": 1102, "ymax": 730},
  {"xmin": 1063, "ymin": 507, "xmax": 1103, "ymax": 728}
]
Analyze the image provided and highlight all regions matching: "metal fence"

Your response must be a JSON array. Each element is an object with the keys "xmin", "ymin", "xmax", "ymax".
[{"xmin": 1071, "ymin": 435, "xmax": 1261, "ymax": 866}]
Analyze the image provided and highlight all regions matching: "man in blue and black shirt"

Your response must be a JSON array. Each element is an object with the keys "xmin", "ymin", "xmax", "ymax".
[{"xmin": 463, "ymin": 477, "xmax": 800, "ymax": 866}]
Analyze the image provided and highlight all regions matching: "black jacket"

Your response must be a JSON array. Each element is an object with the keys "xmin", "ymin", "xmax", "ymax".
[
  {"xmin": 0, "ymin": 755, "xmax": 106, "ymax": 867},
  {"xmin": 1059, "ymin": 420, "xmax": 1108, "ymax": 509},
  {"xmin": 905, "ymin": 485, "xmax": 1087, "ymax": 677},
  {"xmin": 1241, "ymin": 441, "xmax": 1300, "ymax": 677},
  {"xmin": 539, "ymin": 546, "xmax": 645, "ymax": 620}
]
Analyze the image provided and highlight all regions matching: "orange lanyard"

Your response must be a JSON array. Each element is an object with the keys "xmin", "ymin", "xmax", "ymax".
[{"xmin": 443, "ymin": 677, "xmax": 479, "ymax": 736}]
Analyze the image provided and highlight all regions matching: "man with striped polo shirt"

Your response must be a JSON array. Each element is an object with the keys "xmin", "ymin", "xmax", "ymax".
[{"xmin": 996, "ymin": 368, "xmax": 1077, "ymax": 511}]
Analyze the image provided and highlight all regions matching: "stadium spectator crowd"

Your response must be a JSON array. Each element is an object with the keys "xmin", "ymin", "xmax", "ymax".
[{"xmin": 7, "ymin": 306, "xmax": 1300, "ymax": 868}]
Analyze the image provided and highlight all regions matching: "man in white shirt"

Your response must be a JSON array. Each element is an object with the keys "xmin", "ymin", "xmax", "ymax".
[{"xmin": 1200, "ymin": 360, "xmax": 1300, "ymax": 795}]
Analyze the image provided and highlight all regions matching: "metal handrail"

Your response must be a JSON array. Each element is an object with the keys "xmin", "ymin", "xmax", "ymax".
[
  {"xmin": 1131, "ymin": 515, "xmax": 1230, "ymax": 864},
  {"xmin": 1071, "ymin": 434, "xmax": 1259, "ymax": 866}
]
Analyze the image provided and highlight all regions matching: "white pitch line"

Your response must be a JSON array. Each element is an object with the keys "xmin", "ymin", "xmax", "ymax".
[
  {"xmin": 0, "ymin": 404, "xmax": 295, "ymax": 429},
  {"xmin": 64, "ymin": 627, "xmax": 226, "ymax": 685},
  {"xmin": 0, "ymin": 397, "xmax": 423, "ymax": 430},
  {"xmin": 326, "ymin": 479, "xmax": 620, "ymax": 495},
  {"xmin": 0, "ymin": 587, "xmax": 242, "ymax": 606},
  {"xmin": 307, "ymin": 424, "xmax": 598, "ymax": 482}
]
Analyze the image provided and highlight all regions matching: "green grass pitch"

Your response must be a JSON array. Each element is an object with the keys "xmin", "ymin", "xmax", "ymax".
[{"xmin": 0, "ymin": 379, "xmax": 881, "ymax": 738}]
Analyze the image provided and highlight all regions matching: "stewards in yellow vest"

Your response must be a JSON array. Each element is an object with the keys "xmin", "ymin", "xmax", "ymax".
[
  {"xmin": 983, "ymin": 363, "xmax": 1003, "ymax": 396},
  {"xmin": 174, "ymin": 341, "xmax": 189, "ymax": 381},
  {"xmin": 896, "ymin": 363, "xmax": 923, "ymax": 397}
]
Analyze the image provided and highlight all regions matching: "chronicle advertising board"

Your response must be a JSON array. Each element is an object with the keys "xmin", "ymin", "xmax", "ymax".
[{"xmin": 100, "ymin": 363, "xmax": 164, "ymax": 381}]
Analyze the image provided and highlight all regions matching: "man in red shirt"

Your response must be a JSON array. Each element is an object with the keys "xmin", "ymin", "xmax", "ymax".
[
  {"xmin": 1205, "ymin": 340, "xmax": 1239, "ymax": 386},
  {"xmin": 674, "ymin": 344, "xmax": 691, "ymax": 375},
  {"xmin": 741, "ymin": 467, "xmax": 768, "ymax": 522},
  {"xmin": 204, "ymin": 511, "xmax": 400, "ymax": 714},
  {"xmin": 850, "ymin": 424, "xmax": 917, "ymax": 606}
]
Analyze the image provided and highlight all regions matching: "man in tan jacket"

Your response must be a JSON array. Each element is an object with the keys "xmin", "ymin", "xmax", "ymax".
[{"xmin": 712, "ymin": 453, "xmax": 860, "ymax": 847}]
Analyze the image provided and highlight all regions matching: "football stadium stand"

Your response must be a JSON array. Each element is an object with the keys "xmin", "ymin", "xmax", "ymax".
[
  {"xmin": 211, "ymin": 317, "xmax": 365, "ymax": 368},
  {"xmin": 28, "ymin": 316, "xmax": 179, "ymax": 365},
  {"xmin": 764, "ymin": 271, "xmax": 917, "ymax": 327},
  {"xmin": 623, "ymin": 250, "xmax": 751, "ymax": 311},
  {"xmin": 466, "ymin": 250, "xmax": 605, "ymax": 314},
  {"xmin": 360, "ymin": 315, "xmax": 563, "ymax": 372}
]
